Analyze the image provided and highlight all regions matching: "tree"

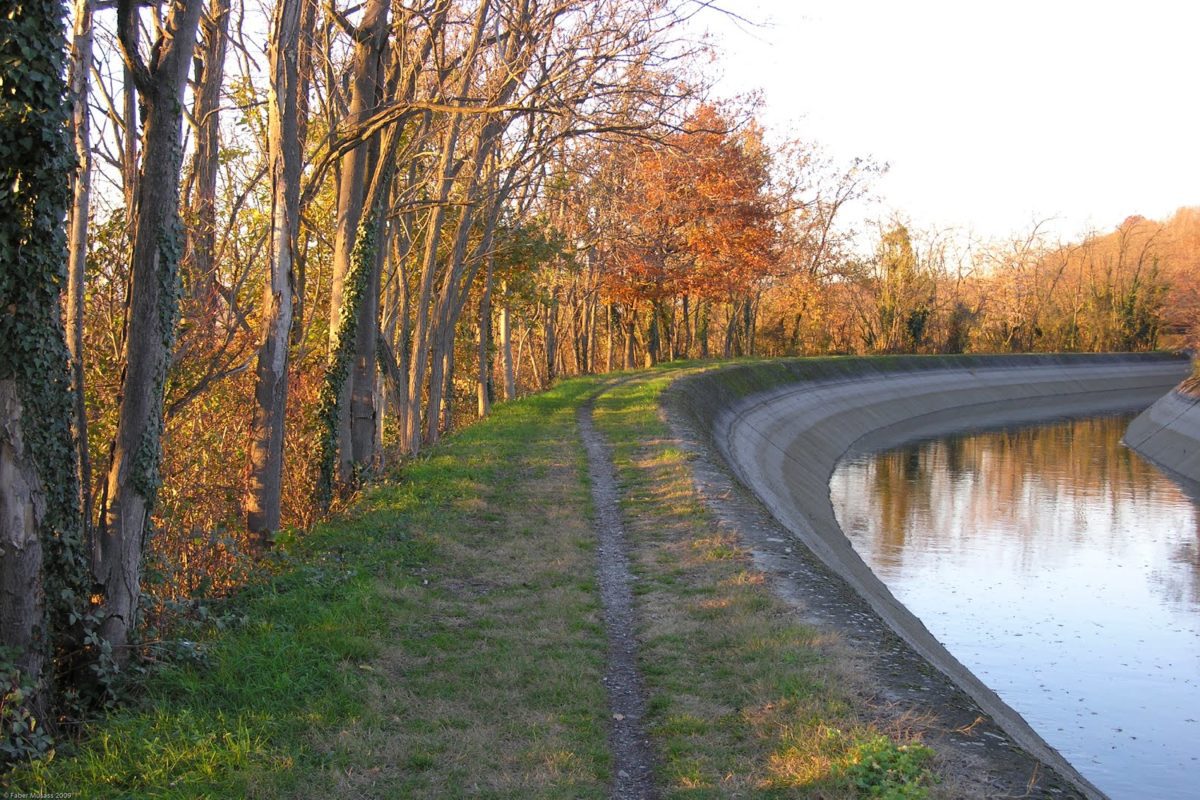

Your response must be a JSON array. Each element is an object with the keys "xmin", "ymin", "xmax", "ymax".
[
  {"xmin": 599, "ymin": 103, "xmax": 778, "ymax": 361},
  {"xmin": 95, "ymin": 0, "xmax": 203, "ymax": 663},
  {"xmin": 65, "ymin": 0, "xmax": 94, "ymax": 533},
  {"xmin": 180, "ymin": 0, "xmax": 231, "ymax": 307},
  {"xmin": 0, "ymin": 0, "xmax": 88, "ymax": 750},
  {"xmin": 867, "ymin": 223, "xmax": 935, "ymax": 353},
  {"xmin": 320, "ymin": 0, "xmax": 390, "ymax": 497},
  {"xmin": 245, "ymin": 0, "xmax": 307, "ymax": 543}
]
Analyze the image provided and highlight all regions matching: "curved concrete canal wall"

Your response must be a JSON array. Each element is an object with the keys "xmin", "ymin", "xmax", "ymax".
[
  {"xmin": 668, "ymin": 353, "xmax": 1191, "ymax": 800},
  {"xmin": 1124, "ymin": 380, "xmax": 1200, "ymax": 485}
]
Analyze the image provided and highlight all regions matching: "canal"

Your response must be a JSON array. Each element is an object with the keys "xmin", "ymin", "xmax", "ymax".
[{"xmin": 829, "ymin": 414, "xmax": 1200, "ymax": 799}]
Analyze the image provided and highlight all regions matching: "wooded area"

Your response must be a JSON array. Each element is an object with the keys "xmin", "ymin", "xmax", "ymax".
[{"xmin": 1, "ymin": 0, "xmax": 1197, "ymax": 763}]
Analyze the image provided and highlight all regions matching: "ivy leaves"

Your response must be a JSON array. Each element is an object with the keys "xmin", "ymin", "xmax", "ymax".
[
  {"xmin": 0, "ymin": 0, "xmax": 90, "ymax": 760},
  {"xmin": 1, "ymin": 0, "xmax": 73, "ymax": 376}
]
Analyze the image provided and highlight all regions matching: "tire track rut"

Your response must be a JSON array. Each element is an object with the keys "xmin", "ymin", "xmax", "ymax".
[{"xmin": 578, "ymin": 390, "xmax": 656, "ymax": 800}]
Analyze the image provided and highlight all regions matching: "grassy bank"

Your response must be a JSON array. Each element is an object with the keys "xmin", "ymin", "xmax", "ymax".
[
  {"xmin": 9, "ymin": 377, "xmax": 611, "ymax": 799},
  {"xmin": 8, "ymin": 364, "xmax": 934, "ymax": 798},
  {"xmin": 593, "ymin": 369, "xmax": 933, "ymax": 796}
]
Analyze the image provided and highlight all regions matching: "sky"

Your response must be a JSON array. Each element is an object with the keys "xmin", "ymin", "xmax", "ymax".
[{"xmin": 685, "ymin": 0, "xmax": 1200, "ymax": 244}]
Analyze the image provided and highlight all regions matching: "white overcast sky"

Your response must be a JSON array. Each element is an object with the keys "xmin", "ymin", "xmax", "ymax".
[{"xmin": 686, "ymin": 0, "xmax": 1200, "ymax": 243}]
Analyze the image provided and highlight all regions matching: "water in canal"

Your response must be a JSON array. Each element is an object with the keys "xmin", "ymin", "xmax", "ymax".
[{"xmin": 829, "ymin": 414, "xmax": 1200, "ymax": 800}]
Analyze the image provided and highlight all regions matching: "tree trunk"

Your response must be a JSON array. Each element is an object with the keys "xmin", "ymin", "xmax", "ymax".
[
  {"xmin": 327, "ymin": 0, "xmax": 388, "ymax": 483},
  {"xmin": 513, "ymin": 324, "xmax": 530, "ymax": 385},
  {"xmin": 66, "ymin": 0, "xmax": 93, "ymax": 533},
  {"xmin": 317, "ymin": 208, "xmax": 379, "ymax": 509},
  {"xmin": 402, "ymin": 2, "xmax": 494, "ymax": 454},
  {"xmin": 644, "ymin": 311, "xmax": 659, "ymax": 367},
  {"xmin": 723, "ymin": 300, "xmax": 738, "ymax": 358},
  {"xmin": 349, "ymin": 216, "xmax": 388, "ymax": 470},
  {"xmin": 381, "ymin": 224, "xmax": 412, "ymax": 449},
  {"xmin": 745, "ymin": 292, "xmax": 757, "ymax": 356},
  {"xmin": 421, "ymin": 118, "xmax": 503, "ymax": 447},
  {"xmin": 0, "ymin": 384, "xmax": 48, "ymax": 725},
  {"xmin": 440, "ymin": 341, "xmax": 455, "ymax": 434},
  {"xmin": 288, "ymin": 0, "xmax": 317, "ymax": 348},
  {"xmin": 624, "ymin": 314, "xmax": 636, "ymax": 369},
  {"xmin": 659, "ymin": 301, "xmax": 675, "ymax": 361},
  {"xmin": 181, "ymin": 0, "xmax": 230, "ymax": 306},
  {"xmin": 544, "ymin": 295, "xmax": 558, "ymax": 387},
  {"xmin": 605, "ymin": 303, "xmax": 615, "ymax": 373},
  {"xmin": 686, "ymin": 292, "xmax": 696, "ymax": 357},
  {"xmin": 97, "ymin": 0, "xmax": 203, "ymax": 663},
  {"xmin": 0, "ymin": 0, "xmax": 87, "ymax": 727},
  {"xmin": 245, "ymin": 0, "xmax": 302, "ymax": 544},
  {"xmin": 477, "ymin": 253, "xmax": 494, "ymax": 417},
  {"xmin": 579, "ymin": 290, "xmax": 595, "ymax": 374},
  {"xmin": 327, "ymin": 0, "xmax": 387, "ymax": 347},
  {"xmin": 375, "ymin": 330, "xmax": 405, "ymax": 458},
  {"xmin": 121, "ymin": 42, "xmax": 138, "ymax": 221},
  {"xmin": 423, "ymin": 320, "xmax": 448, "ymax": 445},
  {"xmin": 404, "ymin": 122, "xmax": 466, "ymax": 455},
  {"xmin": 567, "ymin": 291, "xmax": 581, "ymax": 375},
  {"xmin": 500, "ymin": 282, "xmax": 516, "ymax": 400},
  {"xmin": 668, "ymin": 299, "xmax": 681, "ymax": 360}
]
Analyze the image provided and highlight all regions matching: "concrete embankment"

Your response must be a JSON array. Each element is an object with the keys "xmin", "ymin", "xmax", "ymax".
[
  {"xmin": 1124, "ymin": 378, "xmax": 1200, "ymax": 485},
  {"xmin": 668, "ymin": 353, "xmax": 1191, "ymax": 800}
]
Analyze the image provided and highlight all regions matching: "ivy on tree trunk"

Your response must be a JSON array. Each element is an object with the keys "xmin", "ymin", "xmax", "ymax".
[
  {"xmin": 0, "ymin": 0, "xmax": 90, "ymax": 757},
  {"xmin": 316, "ymin": 211, "xmax": 379, "ymax": 511},
  {"xmin": 95, "ymin": 0, "xmax": 203, "ymax": 665}
]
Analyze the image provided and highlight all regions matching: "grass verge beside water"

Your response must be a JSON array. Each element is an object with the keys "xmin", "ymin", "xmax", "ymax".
[
  {"xmin": 8, "ymin": 363, "xmax": 934, "ymax": 798},
  {"xmin": 594, "ymin": 368, "xmax": 933, "ymax": 797}
]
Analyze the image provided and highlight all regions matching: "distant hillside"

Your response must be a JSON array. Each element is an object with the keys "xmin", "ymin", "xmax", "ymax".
[
  {"xmin": 1051, "ymin": 208, "xmax": 1200, "ymax": 349},
  {"xmin": 971, "ymin": 206, "xmax": 1200, "ymax": 353}
]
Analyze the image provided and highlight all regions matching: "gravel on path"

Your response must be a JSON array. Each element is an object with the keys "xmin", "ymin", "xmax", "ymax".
[{"xmin": 579, "ymin": 389, "xmax": 657, "ymax": 800}]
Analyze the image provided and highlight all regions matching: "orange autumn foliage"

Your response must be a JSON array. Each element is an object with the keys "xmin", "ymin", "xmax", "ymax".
[{"xmin": 602, "ymin": 104, "xmax": 778, "ymax": 307}]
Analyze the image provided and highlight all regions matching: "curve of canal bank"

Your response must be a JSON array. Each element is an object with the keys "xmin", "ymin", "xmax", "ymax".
[
  {"xmin": 1125, "ymin": 378, "xmax": 1200, "ymax": 485},
  {"xmin": 665, "ymin": 353, "xmax": 1192, "ymax": 800}
]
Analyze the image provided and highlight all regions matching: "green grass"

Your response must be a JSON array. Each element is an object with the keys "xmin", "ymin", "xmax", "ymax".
[
  {"xmin": 593, "ymin": 367, "xmax": 936, "ymax": 797},
  {"xmin": 8, "ymin": 377, "xmax": 611, "ymax": 799},
  {"xmin": 7, "ymin": 361, "xmax": 941, "ymax": 798}
]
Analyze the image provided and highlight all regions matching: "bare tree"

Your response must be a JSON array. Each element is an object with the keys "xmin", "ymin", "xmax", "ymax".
[
  {"xmin": 95, "ymin": 0, "xmax": 203, "ymax": 662},
  {"xmin": 66, "ymin": 0, "xmax": 94, "ymax": 532},
  {"xmin": 313, "ymin": 0, "xmax": 390, "ymax": 506},
  {"xmin": 245, "ymin": 0, "xmax": 307, "ymax": 543},
  {"xmin": 181, "ymin": 0, "xmax": 231, "ymax": 306}
]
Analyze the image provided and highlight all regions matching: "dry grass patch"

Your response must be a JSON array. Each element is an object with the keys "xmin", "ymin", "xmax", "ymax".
[{"xmin": 594, "ymin": 371, "xmax": 936, "ymax": 798}]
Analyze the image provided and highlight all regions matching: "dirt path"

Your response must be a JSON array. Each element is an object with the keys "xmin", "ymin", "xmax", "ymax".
[{"xmin": 578, "ymin": 391, "xmax": 657, "ymax": 800}]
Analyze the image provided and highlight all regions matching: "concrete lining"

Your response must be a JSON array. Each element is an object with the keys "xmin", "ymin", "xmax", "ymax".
[
  {"xmin": 668, "ymin": 354, "xmax": 1192, "ymax": 800},
  {"xmin": 1124, "ymin": 385, "xmax": 1200, "ymax": 487}
]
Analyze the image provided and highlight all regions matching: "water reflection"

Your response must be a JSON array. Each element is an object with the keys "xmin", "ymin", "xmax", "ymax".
[{"xmin": 830, "ymin": 415, "xmax": 1200, "ymax": 800}]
